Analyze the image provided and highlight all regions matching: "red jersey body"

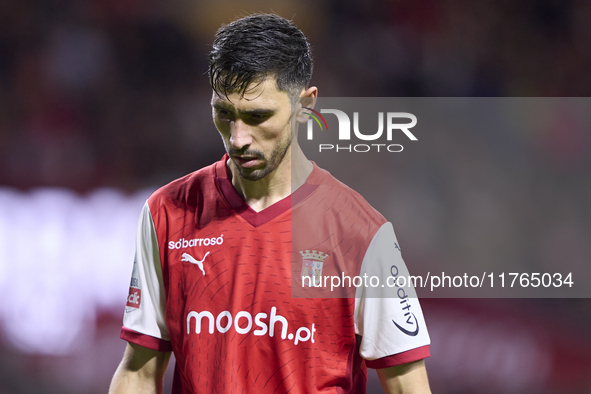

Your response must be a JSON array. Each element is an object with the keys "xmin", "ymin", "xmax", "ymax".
[{"xmin": 121, "ymin": 155, "xmax": 430, "ymax": 393}]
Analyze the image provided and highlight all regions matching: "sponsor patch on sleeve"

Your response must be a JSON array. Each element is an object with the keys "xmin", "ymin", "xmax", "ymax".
[{"xmin": 126, "ymin": 287, "xmax": 142, "ymax": 309}]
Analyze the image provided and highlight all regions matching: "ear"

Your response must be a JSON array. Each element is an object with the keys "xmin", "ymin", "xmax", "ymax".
[{"xmin": 295, "ymin": 86, "xmax": 318, "ymax": 124}]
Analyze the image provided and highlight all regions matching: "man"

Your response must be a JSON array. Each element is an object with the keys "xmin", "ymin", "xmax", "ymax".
[{"xmin": 109, "ymin": 13, "xmax": 431, "ymax": 394}]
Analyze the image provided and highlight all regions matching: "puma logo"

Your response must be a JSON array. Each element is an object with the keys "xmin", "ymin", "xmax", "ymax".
[{"xmin": 181, "ymin": 252, "xmax": 209, "ymax": 276}]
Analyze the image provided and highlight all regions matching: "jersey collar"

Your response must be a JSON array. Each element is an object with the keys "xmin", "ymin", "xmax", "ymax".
[{"xmin": 214, "ymin": 154, "xmax": 318, "ymax": 227}]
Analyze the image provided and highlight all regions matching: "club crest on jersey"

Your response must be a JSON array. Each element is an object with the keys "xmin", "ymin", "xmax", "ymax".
[{"xmin": 300, "ymin": 250, "xmax": 328, "ymax": 287}]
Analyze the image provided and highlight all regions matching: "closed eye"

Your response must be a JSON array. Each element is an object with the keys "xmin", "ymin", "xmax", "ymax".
[
  {"xmin": 249, "ymin": 113, "xmax": 269, "ymax": 121},
  {"xmin": 243, "ymin": 110, "xmax": 273, "ymax": 124},
  {"xmin": 214, "ymin": 108, "xmax": 233, "ymax": 121}
]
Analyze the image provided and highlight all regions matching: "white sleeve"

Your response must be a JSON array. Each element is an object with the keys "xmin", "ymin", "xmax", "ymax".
[
  {"xmin": 354, "ymin": 222, "xmax": 430, "ymax": 361},
  {"xmin": 122, "ymin": 202, "xmax": 169, "ymax": 341}
]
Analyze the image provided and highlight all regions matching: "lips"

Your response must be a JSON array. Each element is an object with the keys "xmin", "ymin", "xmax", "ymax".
[{"xmin": 233, "ymin": 155, "xmax": 261, "ymax": 168}]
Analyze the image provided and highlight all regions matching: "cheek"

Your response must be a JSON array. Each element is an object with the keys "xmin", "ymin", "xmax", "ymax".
[
  {"xmin": 214, "ymin": 120, "xmax": 231, "ymax": 140},
  {"xmin": 214, "ymin": 117, "xmax": 228, "ymax": 132},
  {"xmin": 258, "ymin": 120, "xmax": 291, "ymax": 142}
]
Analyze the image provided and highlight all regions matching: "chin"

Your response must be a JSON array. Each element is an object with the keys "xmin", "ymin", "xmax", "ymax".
[{"xmin": 237, "ymin": 166, "xmax": 272, "ymax": 182}]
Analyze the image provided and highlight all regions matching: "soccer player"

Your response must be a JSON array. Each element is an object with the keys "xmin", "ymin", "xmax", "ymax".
[{"xmin": 109, "ymin": 13, "xmax": 431, "ymax": 394}]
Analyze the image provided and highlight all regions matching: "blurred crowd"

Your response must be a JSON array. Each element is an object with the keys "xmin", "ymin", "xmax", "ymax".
[{"xmin": 1, "ymin": 0, "xmax": 591, "ymax": 190}]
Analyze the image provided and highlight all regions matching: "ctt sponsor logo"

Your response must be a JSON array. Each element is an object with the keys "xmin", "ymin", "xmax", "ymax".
[
  {"xmin": 169, "ymin": 234, "xmax": 224, "ymax": 250},
  {"xmin": 186, "ymin": 306, "xmax": 316, "ymax": 346},
  {"xmin": 126, "ymin": 287, "xmax": 141, "ymax": 309},
  {"xmin": 305, "ymin": 108, "xmax": 417, "ymax": 153}
]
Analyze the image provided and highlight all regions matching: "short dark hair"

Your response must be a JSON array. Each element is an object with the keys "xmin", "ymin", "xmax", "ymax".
[{"xmin": 208, "ymin": 13, "xmax": 313, "ymax": 98}]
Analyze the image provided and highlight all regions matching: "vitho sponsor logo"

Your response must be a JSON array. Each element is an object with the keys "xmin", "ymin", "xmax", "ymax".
[
  {"xmin": 169, "ymin": 235, "xmax": 224, "ymax": 250},
  {"xmin": 390, "ymin": 265, "xmax": 419, "ymax": 336},
  {"xmin": 304, "ymin": 108, "xmax": 417, "ymax": 153},
  {"xmin": 186, "ymin": 306, "xmax": 316, "ymax": 346}
]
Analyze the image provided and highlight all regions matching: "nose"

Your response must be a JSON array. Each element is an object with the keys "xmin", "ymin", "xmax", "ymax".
[{"xmin": 229, "ymin": 119, "xmax": 252, "ymax": 150}]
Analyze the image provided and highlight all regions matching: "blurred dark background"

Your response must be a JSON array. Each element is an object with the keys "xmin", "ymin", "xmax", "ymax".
[{"xmin": 0, "ymin": 0, "xmax": 590, "ymax": 393}]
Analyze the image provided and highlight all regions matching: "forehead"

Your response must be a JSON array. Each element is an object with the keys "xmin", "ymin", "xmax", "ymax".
[{"xmin": 211, "ymin": 76, "xmax": 292, "ymax": 110}]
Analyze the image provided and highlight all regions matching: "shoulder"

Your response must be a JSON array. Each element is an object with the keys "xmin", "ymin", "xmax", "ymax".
[
  {"xmin": 306, "ymin": 162, "xmax": 387, "ymax": 228},
  {"xmin": 146, "ymin": 161, "xmax": 219, "ymax": 216}
]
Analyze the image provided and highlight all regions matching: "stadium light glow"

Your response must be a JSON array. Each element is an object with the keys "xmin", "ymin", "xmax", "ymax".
[{"xmin": 0, "ymin": 187, "xmax": 152, "ymax": 355}]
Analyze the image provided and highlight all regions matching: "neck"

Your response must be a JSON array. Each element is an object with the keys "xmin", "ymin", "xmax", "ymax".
[{"xmin": 228, "ymin": 144, "xmax": 313, "ymax": 212}]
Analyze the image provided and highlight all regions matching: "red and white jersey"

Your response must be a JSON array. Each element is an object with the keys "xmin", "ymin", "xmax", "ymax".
[{"xmin": 121, "ymin": 155, "xmax": 430, "ymax": 393}]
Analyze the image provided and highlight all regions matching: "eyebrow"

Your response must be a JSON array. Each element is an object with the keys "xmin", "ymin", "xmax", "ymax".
[
  {"xmin": 241, "ymin": 108, "xmax": 275, "ymax": 115},
  {"xmin": 212, "ymin": 102, "xmax": 275, "ymax": 115},
  {"xmin": 212, "ymin": 102, "xmax": 232, "ymax": 111}
]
